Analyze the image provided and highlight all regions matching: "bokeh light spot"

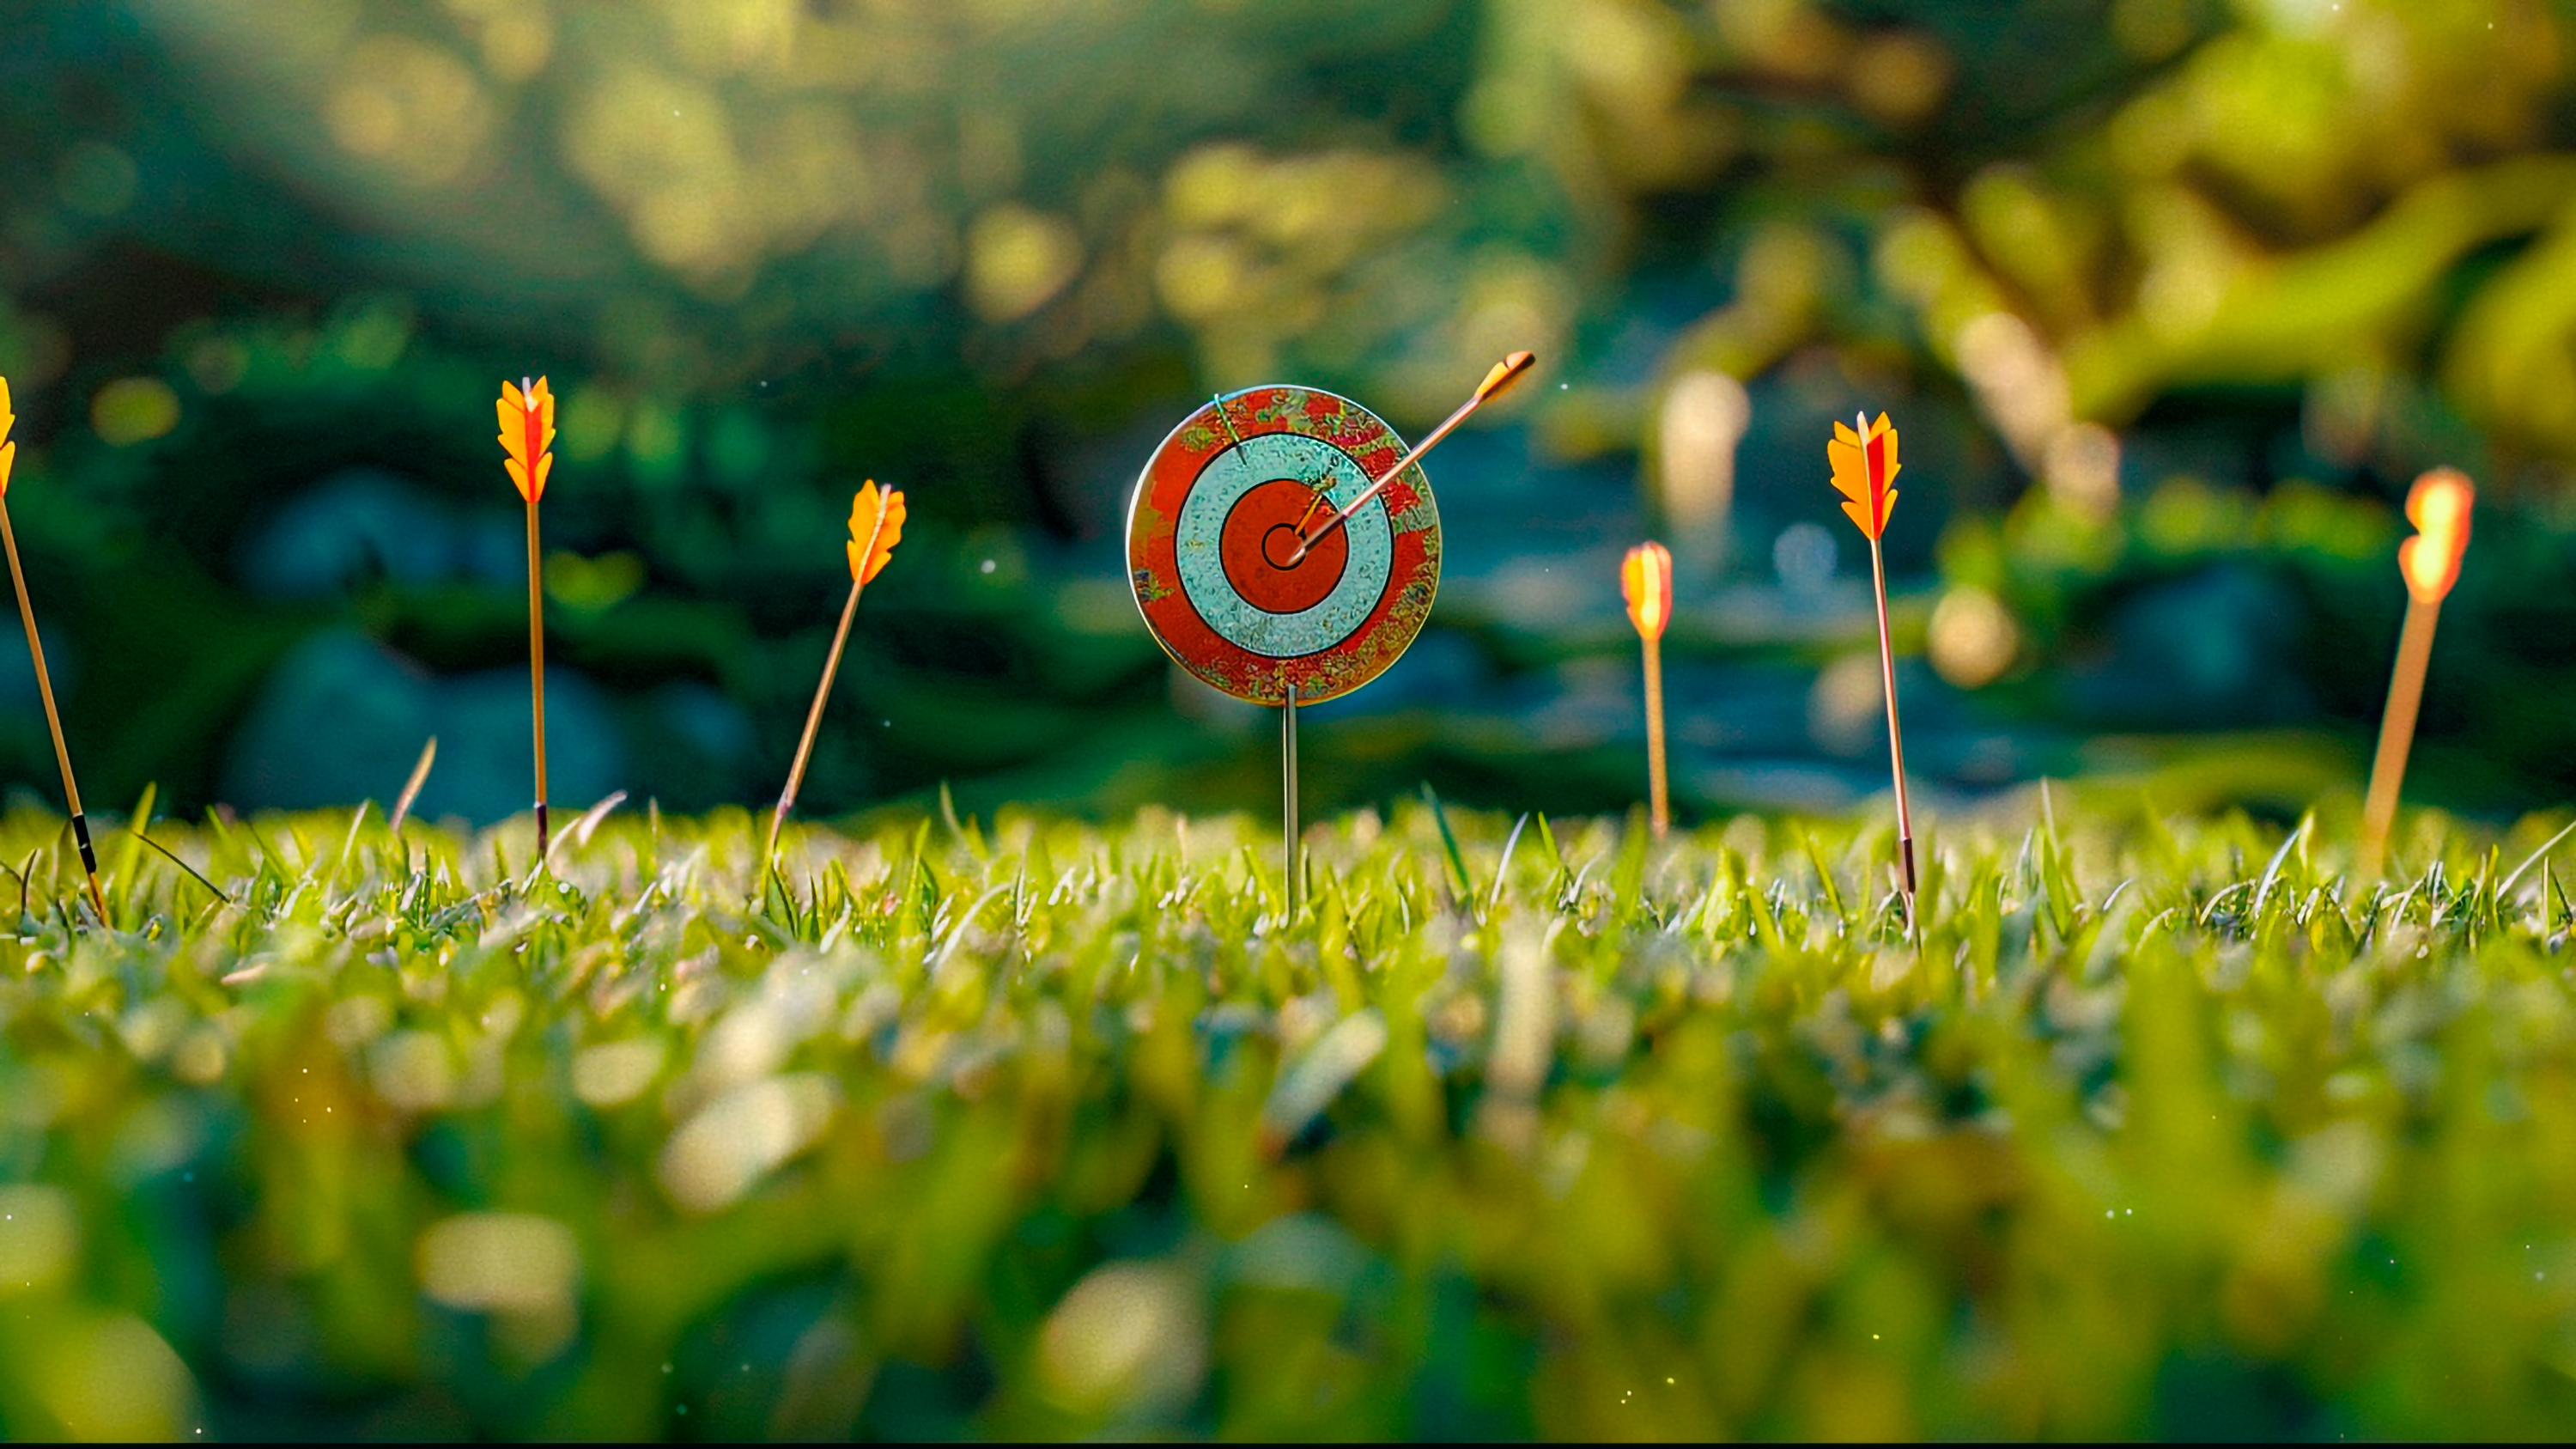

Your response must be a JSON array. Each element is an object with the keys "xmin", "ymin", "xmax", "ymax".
[
  {"xmin": 966, "ymin": 204, "xmax": 1084, "ymax": 323},
  {"xmin": 1658, "ymin": 370, "xmax": 1751, "ymax": 535},
  {"xmin": 36, "ymin": 1312, "xmax": 198, "ymax": 1440},
  {"xmin": 324, "ymin": 35, "xmax": 490, "ymax": 185},
  {"xmin": 0, "ymin": 1184, "xmax": 77, "ymax": 1295},
  {"xmin": 1929, "ymin": 586, "xmax": 2022, "ymax": 688},
  {"xmin": 417, "ymin": 1212, "xmax": 580, "ymax": 1318},
  {"xmin": 572, "ymin": 1038, "xmax": 665, "ymax": 1107},
  {"xmin": 1038, "ymin": 1262, "xmax": 1206, "ymax": 1417},
  {"xmin": 657, "ymin": 1074, "xmax": 837, "ymax": 1214},
  {"xmin": 92, "ymin": 376, "xmax": 180, "ymax": 447}
]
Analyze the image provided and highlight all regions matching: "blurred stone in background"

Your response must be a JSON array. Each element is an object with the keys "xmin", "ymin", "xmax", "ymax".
[{"xmin": 222, "ymin": 630, "xmax": 623, "ymax": 824}]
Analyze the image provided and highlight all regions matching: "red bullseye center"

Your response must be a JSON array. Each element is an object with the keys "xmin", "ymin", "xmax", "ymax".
[
  {"xmin": 1221, "ymin": 478, "xmax": 1347, "ymax": 613},
  {"xmin": 1261, "ymin": 523, "xmax": 1304, "ymax": 569}
]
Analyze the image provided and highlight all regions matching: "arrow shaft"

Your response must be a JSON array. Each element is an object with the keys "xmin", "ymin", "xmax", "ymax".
[
  {"xmin": 1290, "ymin": 392, "xmax": 1482, "ymax": 560},
  {"xmin": 763, "ymin": 502, "xmax": 892, "ymax": 882},
  {"xmin": 1643, "ymin": 635, "xmax": 1667, "ymax": 837},
  {"xmin": 0, "ymin": 498, "xmax": 79, "ymax": 820},
  {"xmin": 2361, "ymin": 594, "xmax": 2439, "ymax": 878},
  {"xmin": 1869, "ymin": 537, "xmax": 1917, "ymax": 922},
  {"xmin": 0, "ymin": 495, "xmax": 104, "ymax": 920},
  {"xmin": 526, "ymin": 498, "xmax": 550, "ymax": 857},
  {"xmin": 1282, "ymin": 679, "xmax": 1300, "ymax": 917}
]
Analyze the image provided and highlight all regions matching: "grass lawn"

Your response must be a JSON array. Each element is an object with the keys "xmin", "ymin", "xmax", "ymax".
[{"xmin": 2, "ymin": 788, "xmax": 2573, "ymax": 1438}]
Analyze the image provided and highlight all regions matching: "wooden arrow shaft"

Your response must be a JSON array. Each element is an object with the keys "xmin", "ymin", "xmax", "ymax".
[
  {"xmin": 526, "ymin": 498, "xmax": 550, "ymax": 857},
  {"xmin": 765, "ymin": 575, "xmax": 867, "ymax": 873},
  {"xmin": 1289, "ymin": 392, "xmax": 1482, "ymax": 561},
  {"xmin": 0, "ymin": 495, "xmax": 104, "ymax": 920},
  {"xmin": 1869, "ymin": 538, "xmax": 1918, "ymax": 920},
  {"xmin": 1643, "ymin": 635, "xmax": 1668, "ymax": 837},
  {"xmin": 2361, "ymin": 594, "xmax": 2439, "ymax": 878},
  {"xmin": 1287, "ymin": 354, "xmax": 1533, "ymax": 559},
  {"xmin": 761, "ymin": 501, "xmax": 894, "ymax": 889},
  {"xmin": 1282, "ymin": 679, "xmax": 1300, "ymax": 917}
]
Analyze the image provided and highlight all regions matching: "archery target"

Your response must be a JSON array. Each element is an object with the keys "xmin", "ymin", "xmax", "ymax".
[{"xmin": 1128, "ymin": 385, "xmax": 1440, "ymax": 706}]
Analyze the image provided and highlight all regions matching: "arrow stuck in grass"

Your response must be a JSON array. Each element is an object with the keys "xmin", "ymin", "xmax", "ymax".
[
  {"xmin": 0, "ymin": 378, "xmax": 105, "ymax": 922},
  {"xmin": 499, "ymin": 376, "xmax": 556, "ymax": 859},
  {"xmin": 762, "ymin": 480, "xmax": 907, "ymax": 886},
  {"xmin": 1621, "ymin": 541, "xmax": 1673, "ymax": 837},
  {"xmin": 2361, "ymin": 466, "xmax": 2473, "ymax": 880},
  {"xmin": 1830, "ymin": 410, "xmax": 1917, "ymax": 935}
]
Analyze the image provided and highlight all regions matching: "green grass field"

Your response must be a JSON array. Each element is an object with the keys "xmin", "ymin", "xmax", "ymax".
[{"xmin": 3, "ymin": 790, "xmax": 2575, "ymax": 1439}]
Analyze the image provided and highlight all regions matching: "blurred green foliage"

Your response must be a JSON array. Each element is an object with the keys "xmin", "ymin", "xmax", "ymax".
[
  {"xmin": 0, "ymin": 1, "xmax": 2574, "ymax": 819},
  {"xmin": 2, "ymin": 799, "xmax": 2576, "ymax": 1434}
]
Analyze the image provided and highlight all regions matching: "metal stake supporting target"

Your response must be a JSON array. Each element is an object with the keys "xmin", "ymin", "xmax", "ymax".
[{"xmin": 1127, "ymin": 356, "xmax": 1534, "ymax": 916}]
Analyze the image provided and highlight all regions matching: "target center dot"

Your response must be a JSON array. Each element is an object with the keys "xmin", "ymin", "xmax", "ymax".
[{"xmin": 1263, "ymin": 523, "xmax": 1308, "ymax": 569}]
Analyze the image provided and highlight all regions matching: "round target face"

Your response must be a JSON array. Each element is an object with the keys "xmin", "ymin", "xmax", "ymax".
[{"xmin": 1127, "ymin": 385, "xmax": 1440, "ymax": 706}]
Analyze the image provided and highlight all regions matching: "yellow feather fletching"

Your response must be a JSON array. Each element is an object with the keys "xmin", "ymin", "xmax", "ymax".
[
  {"xmin": 2398, "ymin": 466, "xmax": 2473, "ymax": 605},
  {"xmin": 1621, "ymin": 540, "xmax": 1672, "ymax": 641},
  {"xmin": 1827, "ymin": 411, "xmax": 1900, "ymax": 539},
  {"xmin": 0, "ymin": 375, "xmax": 13, "ymax": 497},
  {"xmin": 1476, "ymin": 350, "xmax": 1538, "ymax": 404},
  {"xmin": 496, "ymin": 376, "xmax": 557, "ymax": 502},
  {"xmin": 846, "ymin": 480, "xmax": 907, "ymax": 585}
]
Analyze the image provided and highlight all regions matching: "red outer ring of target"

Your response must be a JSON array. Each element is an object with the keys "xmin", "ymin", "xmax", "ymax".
[{"xmin": 1127, "ymin": 385, "xmax": 1440, "ymax": 706}]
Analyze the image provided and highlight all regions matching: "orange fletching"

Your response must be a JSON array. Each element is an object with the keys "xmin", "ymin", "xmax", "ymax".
[
  {"xmin": 0, "ymin": 375, "xmax": 15, "ymax": 496},
  {"xmin": 846, "ymin": 480, "xmax": 907, "ymax": 585},
  {"xmin": 1828, "ymin": 411, "xmax": 1900, "ymax": 539},
  {"xmin": 1477, "ymin": 350, "xmax": 1538, "ymax": 404},
  {"xmin": 2397, "ymin": 466, "xmax": 2473, "ymax": 605},
  {"xmin": 1622, "ymin": 540, "xmax": 1672, "ymax": 641},
  {"xmin": 497, "ymin": 376, "xmax": 556, "ymax": 503}
]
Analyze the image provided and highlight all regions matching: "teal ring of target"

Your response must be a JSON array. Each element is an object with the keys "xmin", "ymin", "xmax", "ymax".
[{"xmin": 1127, "ymin": 385, "xmax": 1440, "ymax": 706}]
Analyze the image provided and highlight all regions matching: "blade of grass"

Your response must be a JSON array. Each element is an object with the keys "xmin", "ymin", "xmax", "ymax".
[
  {"xmin": 389, "ymin": 735, "xmax": 437, "ymax": 835},
  {"xmin": 763, "ymin": 861, "xmax": 805, "ymax": 935},
  {"xmin": 1421, "ymin": 784, "xmax": 1472, "ymax": 904},
  {"xmin": 110, "ymin": 782, "xmax": 155, "ymax": 904},
  {"xmin": 933, "ymin": 885, "xmax": 1012, "ymax": 967},
  {"xmin": 2253, "ymin": 814, "xmax": 2312, "ymax": 917},
  {"xmin": 1800, "ymin": 831, "xmax": 1846, "ymax": 926},
  {"xmin": 1487, "ymin": 813, "xmax": 1529, "ymax": 922},
  {"xmin": 128, "ymin": 827, "xmax": 227, "ymax": 905},
  {"xmin": 330, "ymin": 800, "xmax": 372, "ymax": 892},
  {"xmin": 2198, "ymin": 880, "xmax": 2251, "ymax": 928},
  {"xmin": 547, "ymin": 790, "xmax": 629, "ymax": 870},
  {"xmin": 2497, "ymin": 817, "xmax": 2576, "ymax": 902},
  {"xmin": 939, "ymin": 781, "xmax": 987, "ymax": 861},
  {"xmin": 1534, "ymin": 812, "xmax": 1565, "ymax": 889},
  {"xmin": 1610, "ymin": 807, "xmax": 1650, "ymax": 928}
]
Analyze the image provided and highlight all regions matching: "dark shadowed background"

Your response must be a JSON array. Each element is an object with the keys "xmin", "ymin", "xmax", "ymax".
[{"xmin": 2, "ymin": 0, "xmax": 2573, "ymax": 826}]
